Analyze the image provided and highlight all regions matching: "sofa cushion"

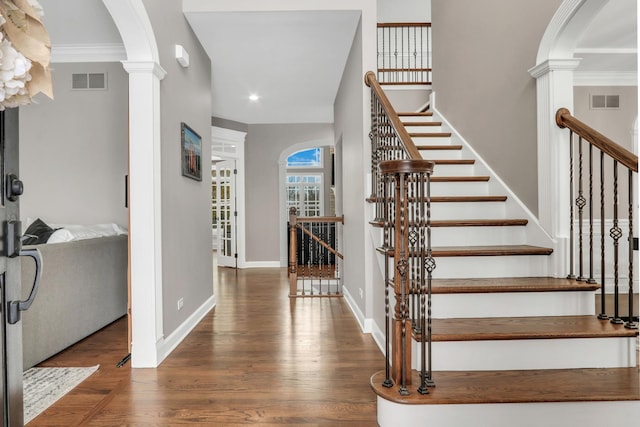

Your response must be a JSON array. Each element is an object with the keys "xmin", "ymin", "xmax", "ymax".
[{"xmin": 23, "ymin": 218, "xmax": 57, "ymax": 245}]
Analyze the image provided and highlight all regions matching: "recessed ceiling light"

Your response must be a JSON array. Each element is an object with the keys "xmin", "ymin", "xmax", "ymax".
[{"xmin": 249, "ymin": 94, "xmax": 260, "ymax": 101}]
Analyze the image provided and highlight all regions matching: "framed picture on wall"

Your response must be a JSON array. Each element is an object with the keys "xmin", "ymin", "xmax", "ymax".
[{"xmin": 181, "ymin": 122, "xmax": 202, "ymax": 181}]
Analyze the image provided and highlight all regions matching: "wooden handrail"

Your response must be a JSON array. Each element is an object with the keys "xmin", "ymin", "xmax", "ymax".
[
  {"xmin": 364, "ymin": 71, "xmax": 422, "ymax": 160},
  {"xmin": 296, "ymin": 225, "xmax": 344, "ymax": 260},
  {"xmin": 297, "ymin": 216, "xmax": 344, "ymax": 223},
  {"xmin": 556, "ymin": 108, "xmax": 638, "ymax": 173},
  {"xmin": 377, "ymin": 22, "xmax": 431, "ymax": 28}
]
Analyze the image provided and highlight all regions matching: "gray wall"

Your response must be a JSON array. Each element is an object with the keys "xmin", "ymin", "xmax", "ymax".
[
  {"xmin": 20, "ymin": 62, "xmax": 128, "ymax": 226},
  {"xmin": 334, "ymin": 18, "xmax": 369, "ymax": 315},
  {"xmin": 245, "ymin": 123, "xmax": 334, "ymax": 262},
  {"xmin": 378, "ymin": 0, "xmax": 430, "ymax": 21},
  {"xmin": 431, "ymin": 0, "xmax": 563, "ymax": 214},
  {"xmin": 143, "ymin": 0, "xmax": 213, "ymax": 337},
  {"xmin": 573, "ymin": 86, "xmax": 637, "ymax": 152}
]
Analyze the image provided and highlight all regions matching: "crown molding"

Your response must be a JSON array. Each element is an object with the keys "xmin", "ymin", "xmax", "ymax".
[
  {"xmin": 574, "ymin": 71, "xmax": 638, "ymax": 86},
  {"xmin": 51, "ymin": 43, "xmax": 126, "ymax": 63}
]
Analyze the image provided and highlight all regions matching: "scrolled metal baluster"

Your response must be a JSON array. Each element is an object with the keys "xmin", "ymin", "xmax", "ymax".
[
  {"xmin": 597, "ymin": 152, "xmax": 608, "ymax": 319},
  {"xmin": 625, "ymin": 170, "xmax": 637, "ymax": 329},
  {"xmin": 610, "ymin": 161, "xmax": 624, "ymax": 324},
  {"xmin": 576, "ymin": 136, "xmax": 586, "ymax": 281},
  {"xmin": 587, "ymin": 143, "xmax": 596, "ymax": 283},
  {"xmin": 567, "ymin": 131, "xmax": 576, "ymax": 279}
]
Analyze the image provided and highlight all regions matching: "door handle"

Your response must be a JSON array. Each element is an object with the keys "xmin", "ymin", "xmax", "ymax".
[{"xmin": 7, "ymin": 247, "xmax": 42, "ymax": 325}]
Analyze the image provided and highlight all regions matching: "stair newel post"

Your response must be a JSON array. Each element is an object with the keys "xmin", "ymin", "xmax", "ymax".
[
  {"xmin": 610, "ymin": 161, "xmax": 624, "ymax": 325},
  {"xmin": 288, "ymin": 207, "xmax": 298, "ymax": 297},
  {"xmin": 625, "ymin": 171, "xmax": 637, "ymax": 329},
  {"xmin": 567, "ymin": 130, "xmax": 576, "ymax": 280},
  {"xmin": 598, "ymin": 151, "xmax": 608, "ymax": 319},
  {"xmin": 576, "ymin": 136, "xmax": 586, "ymax": 281},
  {"xmin": 397, "ymin": 169, "xmax": 410, "ymax": 395},
  {"xmin": 587, "ymin": 143, "xmax": 596, "ymax": 284},
  {"xmin": 382, "ymin": 168, "xmax": 393, "ymax": 388}
]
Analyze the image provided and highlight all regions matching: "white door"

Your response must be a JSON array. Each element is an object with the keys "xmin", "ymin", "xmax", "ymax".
[{"xmin": 216, "ymin": 160, "xmax": 237, "ymax": 267}]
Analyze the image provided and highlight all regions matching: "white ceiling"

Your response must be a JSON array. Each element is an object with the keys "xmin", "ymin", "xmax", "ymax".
[
  {"xmin": 36, "ymin": 0, "xmax": 637, "ymax": 124},
  {"xmin": 183, "ymin": 10, "xmax": 361, "ymax": 124}
]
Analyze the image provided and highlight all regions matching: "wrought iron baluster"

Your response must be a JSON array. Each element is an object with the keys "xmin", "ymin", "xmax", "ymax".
[
  {"xmin": 568, "ymin": 131, "xmax": 575, "ymax": 279},
  {"xmin": 625, "ymin": 170, "xmax": 637, "ymax": 329},
  {"xmin": 598, "ymin": 152, "xmax": 608, "ymax": 319},
  {"xmin": 587, "ymin": 143, "xmax": 595, "ymax": 283},
  {"xmin": 576, "ymin": 136, "xmax": 586, "ymax": 281},
  {"xmin": 610, "ymin": 161, "xmax": 623, "ymax": 324},
  {"xmin": 397, "ymin": 172, "xmax": 409, "ymax": 396}
]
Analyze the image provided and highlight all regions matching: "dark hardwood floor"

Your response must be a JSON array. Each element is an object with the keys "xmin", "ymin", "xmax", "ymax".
[{"xmin": 29, "ymin": 262, "xmax": 383, "ymax": 426}]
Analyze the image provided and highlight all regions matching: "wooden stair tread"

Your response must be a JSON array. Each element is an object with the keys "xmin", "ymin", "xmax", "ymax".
[
  {"xmin": 431, "ymin": 245, "xmax": 553, "ymax": 257},
  {"xmin": 431, "ymin": 277, "xmax": 600, "ymax": 294},
  {"xmin": 402, "ymin": 121, "xmax": 442, "ymax": 127},
  {"xmin": 410, "ymin": 132, "xmax": 452, "ymax": 138},
  {"xmin": 431, "ymin": 195, "xmax": 507, "ymax": 202},
  {"xmin": 377, "ymin": 245, "xmax": 554, "ymax": 257},
  {"xmin": 416, "ymin": 145, "xmax": 462, "ymax": 150},
  {"xmin": 366, "ymin": 195, "xmax": 506, "ymax": 203},
  {"xmin": 369, "ymin": 219, "xmax": 525, "ymax": 228},
  {"xmin": 431, "ymin": 176, "xmax": 490, "ymax": 182},
  {"xmin": 431, "ymin": 219, "xmax": 527, "ymax": 227},
  {"xmin": 371, "ymin": 368, "xmax": 640, "ymax": 405},
  {"xmin": 432, "ymin": 159, "xmax": 475, "ymax": 165},
  {"xmin": 426, "ymin": 316, "xmax": 638, "ymax": 342},
  {"xmin": 398, "ymin": 112, "xmax": 433, "ymax": 117}
]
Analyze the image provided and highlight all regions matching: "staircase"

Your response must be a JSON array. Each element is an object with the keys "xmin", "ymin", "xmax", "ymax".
[{"xmin": 367, "ymin": 83, "xmax": 640, "ymax": 426}]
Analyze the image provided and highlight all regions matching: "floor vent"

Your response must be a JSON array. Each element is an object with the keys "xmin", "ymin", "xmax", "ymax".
[{"xmin": 72, "ymin": 73, "xmax": 107, "ymax": 90}]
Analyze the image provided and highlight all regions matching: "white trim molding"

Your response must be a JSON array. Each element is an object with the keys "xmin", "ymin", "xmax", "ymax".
[
  {"xmin": 573, "ymin": 71, "xmax": 638, "ymax": 87},
  {"xmin": 51, "ymin": 43, "xmax": 126, "ymax": 63}
]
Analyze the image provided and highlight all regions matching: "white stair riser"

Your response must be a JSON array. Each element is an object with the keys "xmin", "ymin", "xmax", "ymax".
[
  {"xmin": 399, "ymin": 116, "xmax": 435, "ymax": 123},
  {"xmin": 405, "ymin": 125, "xmax": 443, "ymax": 133},
  {"xmin": 378, "ymin": 398, "xmax": 640, "ymax": 427},
  {"xmin": 431, "ymin": 201, "xmax": 506, "ymax": 219},
  {"xmin": 412, "ymin": 136, "xmax": 452, "ymax": 145},
  {"xmin": 411, "ymin": 337, "xmax": 637, "ymax": 371},
  {"xmin": 430, "ymin": 291, "xmax": 595, "ymax": 318},
  {"xmin": 431, "ymin": 227, "xmax": 526, "ymax": 246},
  {"xmin": 431, "ymin": 164, "xmax": 475, "ymax": 175},
  {"xmin": 431, "ymin": 181, "xmax": 488, "ymax": 196},
  {"xmin": 419, "ymin": 149, "xmax": 462, "ymax": 160},
  {"xmin": 431, "ymin": 254, "xmax": 550, "ymax": 278}
]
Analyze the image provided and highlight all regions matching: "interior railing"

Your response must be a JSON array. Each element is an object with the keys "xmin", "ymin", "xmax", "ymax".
[
  {"xmin": 366, "ymin": 71, "xmax": 436, "ymax": 394},
  {"xmin": 288, "ymin": 208, "xmax": 343, "ymax": 297},
  {"xmin": 377, "ymin": 22, "xmax": 431, "ymax": 85},
  {"xmin": 556, "ymin": 108, "xmax": 638, "ymax": 329}
]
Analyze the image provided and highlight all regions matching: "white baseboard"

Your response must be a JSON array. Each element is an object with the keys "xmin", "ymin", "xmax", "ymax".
[
  {"xmin": 239, "ymin": 261, "xmax": 281, "ymax": 268},
  {"xmin": 156, "ymin": 295, "xmax": 216, "ymax": 365},
  {"xmin": 343, "ymin": 286, "xmax": 374, "ymax": 334}
]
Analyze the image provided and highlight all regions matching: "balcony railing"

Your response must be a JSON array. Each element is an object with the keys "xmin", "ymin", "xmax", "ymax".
[{"xmin": 377, "ymin": 22, "xmax": 432, "ymax": 85}]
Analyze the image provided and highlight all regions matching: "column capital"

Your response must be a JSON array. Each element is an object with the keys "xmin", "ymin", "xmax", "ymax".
[
  {"xmin": 528, "ymin": 58, "xmax": 582, "ymax": 79},
  {"xmin": 122, "ymin": 60, "xmax": 167, "ymax": 80}
]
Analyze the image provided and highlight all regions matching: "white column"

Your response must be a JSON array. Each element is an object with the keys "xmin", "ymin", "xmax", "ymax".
[
  {"xmin": 529, "ymin": 58, "xmax": 581, "ymax": 277},
  {"xmin": 123, "ymin": 60, "xmax": 167, "ymax": 367}
]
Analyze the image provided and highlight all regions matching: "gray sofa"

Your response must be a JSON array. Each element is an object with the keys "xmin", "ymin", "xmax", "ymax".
[{"xmin": 21, "ymin": 235, "xmax": 128, "ymax": 369}]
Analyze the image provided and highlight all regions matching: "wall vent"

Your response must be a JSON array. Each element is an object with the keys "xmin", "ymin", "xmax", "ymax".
[
  {"xmin": 72, "ymin": 73, "xmax": 107, "ymax": 90},
  {"xmin": 590, "ymin": 94, "xmax": 619, "ymax": 109}
]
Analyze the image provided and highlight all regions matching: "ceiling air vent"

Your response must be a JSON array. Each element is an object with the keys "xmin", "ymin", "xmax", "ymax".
[
  {"xmin": 72, "ymin": 73, "xmax": 107, "ymax": 90},
  {"xmin": 590, "ymin": 94, "xmax": 619, "ymax": 110}
]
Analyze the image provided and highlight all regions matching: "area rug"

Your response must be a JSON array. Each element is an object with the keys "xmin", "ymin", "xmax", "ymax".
[{"xmin": 23, "ymin": 365, "xmax": 99, "ymax": 424}]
